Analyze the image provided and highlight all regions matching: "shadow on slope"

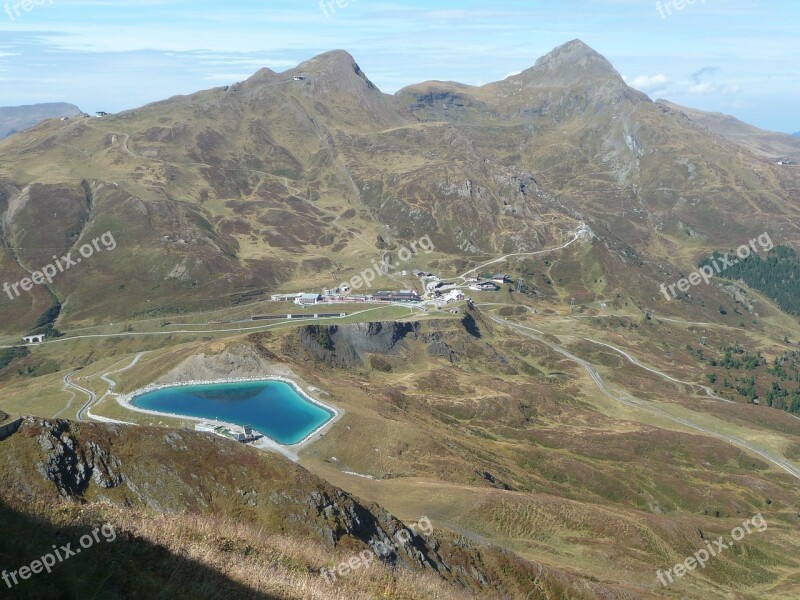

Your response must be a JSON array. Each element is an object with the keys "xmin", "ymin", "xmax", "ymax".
[{"xmin": 0, "ymin": 495, "xmax": 277, "ymax": 600}]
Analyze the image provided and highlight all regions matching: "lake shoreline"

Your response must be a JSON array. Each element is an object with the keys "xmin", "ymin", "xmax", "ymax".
[{"xmin": 117, "ymin": 376, "xmax": 341, "ymax": 448}]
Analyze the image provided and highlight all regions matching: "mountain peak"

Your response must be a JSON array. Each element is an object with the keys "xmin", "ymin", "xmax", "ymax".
[
  {"xmin": 515, "ymin": 39, "xmax": 624, "ymax": 87},
  {"xmin": 307, "ymin": 49, "xmax": 356, "ymax": 64},
  {"xmin": 292, "ymin": 49, "xmax": 379, "ymax": 91},
  {"xmin": 0, "ymin": 102, "xmax": 83, "ymax": 140},
  {"xmin": 548, "ymin": 39, "xmax": 602, "ymax": 59},
  {"xmin": 242, "ymin": 66, "xmax": 278, "ymax": 86},
  {"xmin": 296, "ymin": 49, "xmax": 359, "ymax": 75}
]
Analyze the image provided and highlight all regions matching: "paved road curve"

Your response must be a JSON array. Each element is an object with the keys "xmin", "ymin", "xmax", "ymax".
[
  {"xmin": 65, "ymin": 371, "xmax": 96, "ymax": 421},
  {"xmin": 68, "ymin": 352, "xmax": 146, "ymax": 423},
  {"xmin": 488, "ymin": 313, "xmax": 800, "ymax": 482}
]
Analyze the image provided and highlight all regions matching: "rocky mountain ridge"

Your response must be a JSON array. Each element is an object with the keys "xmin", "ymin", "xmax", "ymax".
[{"xmin": 0, "ymin": 39, "xmax": 797, "ymax": 348}]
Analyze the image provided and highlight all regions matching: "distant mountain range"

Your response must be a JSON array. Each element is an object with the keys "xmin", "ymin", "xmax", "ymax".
[
  {"xmin": 0, "ymin": 102, "xmax": 82, "ymax": 140},
  {"xmin": 2, "ymin": 41, "xmax": 800, "ymax": 600},
  {"xmin": 1, "ymin": 40, "xmax": 798, "ymax": 330},
  {"xmin": 656, "ymin": 100, "xmax": 800, "ymax": 160}
]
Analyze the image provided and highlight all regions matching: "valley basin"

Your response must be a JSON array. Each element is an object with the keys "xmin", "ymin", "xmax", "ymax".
[{"xmin": 127, "ymin": 378, "xmax": 337, "ymax": 446}]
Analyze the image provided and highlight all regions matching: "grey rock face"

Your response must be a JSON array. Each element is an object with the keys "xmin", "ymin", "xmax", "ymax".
[{"xmin": 32, "ymin": 419, "xmax": 124, "ymax": 497}]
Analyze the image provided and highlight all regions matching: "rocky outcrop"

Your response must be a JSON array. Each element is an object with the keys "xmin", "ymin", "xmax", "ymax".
[
  {"xmin": 421, "ymin": 333, "xmax": 459, "ymax": 363},
  {"xmin": 32, "ymin": 418, "xmax": 124, "ymax": 497},
  {"xmin": 2, "ymin": 418, "xmax": 498, "ymax": 591},
  {"xmin": 299, "ymin": 321, "xmax": 419, "ymax": 367},
  {"xmin": 302, "ymin": 487, "xmax": 449, "ymax": 575},
  {"xmin": 298, "ymin": 316, "xmax": 485, "ymax": 368}
]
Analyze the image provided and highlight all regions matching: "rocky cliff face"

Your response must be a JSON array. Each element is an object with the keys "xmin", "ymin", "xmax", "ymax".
[
  {"xmin": 299, "ymin": 321, "xmax": 418, "ymax": 367},
  {"xmin": 296, "ymin": 319, "xmax": 480, "ymax": 368},
  {"xmin": 0, "ymin": 418, "xmax": 460, "ymax": 582},
  {"xmin": 34, "ymin": 419, "xmax": 124, "ymax": 496}
]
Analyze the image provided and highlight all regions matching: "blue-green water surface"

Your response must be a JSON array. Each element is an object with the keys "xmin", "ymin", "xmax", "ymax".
[{"xmin": 132, "ymin": 381, "xmax": 334, "ymax": 444}]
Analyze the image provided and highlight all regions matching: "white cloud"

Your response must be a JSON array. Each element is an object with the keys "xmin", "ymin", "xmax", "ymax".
[
  {"xmin": 686, "ymin": 82, "xmax": 740, "ymax": 96},
  {"xmin": 687, "ymin": 82, "xmax": 714, "ymax": 95},
  {"xmin": 625, "ymin": 68, "xmax": 743, "ymax": 99},
  {"xmin": 625, "ymin": 73, "xmax": 669, "ymax": 92}
]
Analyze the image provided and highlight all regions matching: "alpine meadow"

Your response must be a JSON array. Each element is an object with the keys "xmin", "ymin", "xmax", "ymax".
[{"xmin": 1, "ymin": 3, "xmax": 799, "ymax": 599}]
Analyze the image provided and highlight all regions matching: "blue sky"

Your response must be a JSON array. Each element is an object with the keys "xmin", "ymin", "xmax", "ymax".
[{"xmin": 0, "ymin": 1, "xmax": 797, "ymax": 132}]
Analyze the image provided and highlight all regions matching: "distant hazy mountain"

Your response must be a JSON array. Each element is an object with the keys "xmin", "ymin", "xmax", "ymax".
[
  {"xmin": 657, "ymin": 100, "xmax": 800, "ymax": 161},
  {"xmin": 0, "ymin": 102, "xmax": 82, "ymax": 139}
]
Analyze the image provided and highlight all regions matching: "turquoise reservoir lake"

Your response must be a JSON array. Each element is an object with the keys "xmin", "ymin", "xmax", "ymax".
[{"xmin": 131, "ymin": 380, "xmax": 335, "ymax": 445}]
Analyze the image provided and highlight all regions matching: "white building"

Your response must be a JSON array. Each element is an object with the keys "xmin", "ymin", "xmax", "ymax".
[
  {"xmin": 442, "ymin": 290, "xmax": 466, "ymax": 303},
  {"xmin": 295, "ymin": 293, "xmax": 323, "ymax": 306},
  {"xmin": 271, "ymin": 293, "xmax": 302, "ymax": 302},
  {"xmin": 195, "ymin": 423, "xmax": 259, "ymax": 443}
]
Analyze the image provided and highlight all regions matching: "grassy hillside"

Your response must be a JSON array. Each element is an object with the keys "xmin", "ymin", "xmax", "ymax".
[
  {"xmin": 1, "ymin": 42, "xmax": 796, "ymax": 336},
  {"xmin": 1, "ymin": 39, "xmax": 800, "ymax": 599},
  {"xmin": 0, "ymin": 417, "xmax": 654, "ymax": 599},
  {"xmin": 3, "ymin": 305, "xmax": 798, "ymax": 597}
]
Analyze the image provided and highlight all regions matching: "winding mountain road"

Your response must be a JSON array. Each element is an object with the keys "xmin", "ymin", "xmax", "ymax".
[
  {"xmin": 68, "ymin": 353, "xmax": 146, "ymax": 423},
  {"xmin": 66, "ymin": 371, "xmax": 96, "ymax": 421},
  {"xmin": 582, "ymin": 338, "xmax": 734, "ymax": 404},
  {"xmin": 488, "ymin": 314, "xmax": 800, "ymax": 481},
  {"xmin": 457, "ymin": 223, "xmax": 588, "ymax": 282}
]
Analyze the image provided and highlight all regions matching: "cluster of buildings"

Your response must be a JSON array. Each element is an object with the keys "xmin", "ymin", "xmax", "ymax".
[
  {"xmin": 437, "ymin": 289, "xmax": 466, "ymax": 303},
  {"xmin": 270, "ymin": 289, "xmax": 422, "ymax": 305},
  {"xmin": 373, "ymin": 290, "xmax": 422, "ymax": 303},
  {"xmin": 467, "ymin": 274, "xmax": 509, "ymax": 291},
  {"xmin": 268, "ymin": 273, "xmax": 508, "ymax": 309},
  {"xmin": 195, "ymin": 422, "xmax": 261, "ymax": 443},
  {"xmin": 423, "ymin": 273, "xmax": 508, "ymax": 295}
]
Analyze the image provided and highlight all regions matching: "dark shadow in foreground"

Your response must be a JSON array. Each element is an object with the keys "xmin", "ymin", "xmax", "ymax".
[{"xmin": 0, "ymin": 497, "xmax": 277, "ymax": 600}]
